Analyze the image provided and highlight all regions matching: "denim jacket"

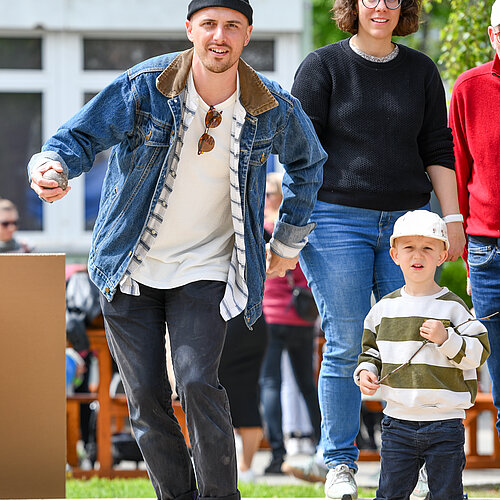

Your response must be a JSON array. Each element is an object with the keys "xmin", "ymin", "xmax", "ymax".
[{"xmin": 28, "ymin": 49, "xmax": 326, "ymax": 326}]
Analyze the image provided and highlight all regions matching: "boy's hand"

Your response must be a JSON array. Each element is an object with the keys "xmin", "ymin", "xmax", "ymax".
[
  {"xmin": 420, "ymin": 319, "xmax": 448, "ymax": 346},
  {"xmin": 359, "ymin": 370, "xmax": 380, "ymax": 396}
]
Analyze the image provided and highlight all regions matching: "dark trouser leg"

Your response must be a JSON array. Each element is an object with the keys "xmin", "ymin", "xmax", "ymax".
[
  {"xmin": 260, "ymin": 324, "xmax": 286, "ymax": 460},
  {"xmin": 165, "ymin": 281, "xmax": 239, "ymax": 500},
  {"xmin": 286, "ymin": 325, "xmax": 322, "ymax": 445},
  {"xmin": 100, "ymin": 286, "xmax": 196, "ymax": 500}
]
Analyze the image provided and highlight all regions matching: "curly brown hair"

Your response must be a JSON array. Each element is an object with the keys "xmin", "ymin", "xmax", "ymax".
[{"xmin": 332, "ymin": 0, "xmax": 421, "ymax": 37}]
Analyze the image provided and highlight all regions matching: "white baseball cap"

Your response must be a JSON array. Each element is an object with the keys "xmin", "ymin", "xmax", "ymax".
[
  {"xmin": 492, "ymin": 0, "xmax": 500, "ymax": 27},
  {"xmin": 390, "ymin": 210, "xmax": 449, "ymax": 250}
]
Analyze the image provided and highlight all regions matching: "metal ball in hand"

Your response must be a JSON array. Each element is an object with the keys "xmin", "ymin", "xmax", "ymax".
[{"xmin": 42, "ymin": 169, "xmax": 68, "ymax": 190}]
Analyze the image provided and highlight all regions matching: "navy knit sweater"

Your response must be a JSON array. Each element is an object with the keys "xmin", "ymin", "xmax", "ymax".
[{"xmin": 291, "ymin": 38, "xmax": 455, "ymax": 211}]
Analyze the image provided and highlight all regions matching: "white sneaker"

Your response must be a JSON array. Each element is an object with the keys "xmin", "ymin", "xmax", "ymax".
[
  {"xmin": 325, "ymin": 464, "xmax": 358, "ymax": 500},
  {"xmin": 286, "ymin": 437, "xmax": 302, "ymax": 456},
  {"xmin": 410, "ymin": 465, "xmax": 429, "ymax": 500},
  {"xmin": 238, "ymin": 468, "xmax": 255, "ymax": 483}
]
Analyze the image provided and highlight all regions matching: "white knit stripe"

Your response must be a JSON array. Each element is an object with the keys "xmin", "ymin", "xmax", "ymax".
[
  {"xmin": 365, "ymin": 347, "xmax": 380, "ymax": 359},
  {"xmin": 369, "ymin": 289, "xmax": 470, "ymax": 326},
  {"xmin": 220, "ymin": 101, "xmax": 248, "ymax": 320},
  {"xmin": 380, "ymin": 386, "xmax": 473, "ymax": 420}
]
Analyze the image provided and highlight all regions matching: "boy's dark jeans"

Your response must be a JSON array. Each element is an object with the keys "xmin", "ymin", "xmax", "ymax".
[
  {"xmin": 376, "ymin": 416, "xmax": 465, "ymax": 500},
  {"xmin": 100, "ymin": 281, "xmax": 239, "ymax": 500}
]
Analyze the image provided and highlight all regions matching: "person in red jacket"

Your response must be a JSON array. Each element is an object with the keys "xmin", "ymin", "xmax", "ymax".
[{"xmin": 448, "ymin": 0, "xmax": 500, "ymax": 440}]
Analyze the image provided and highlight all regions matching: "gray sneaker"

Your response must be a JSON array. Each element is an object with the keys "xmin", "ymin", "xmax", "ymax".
[
  {"xmin": 282, "ymin": 457, "xmax": 328, "ymax": 483},
  {"xmin": 325, "ymin": 464, "xmax": 358, "ymax": 500}
]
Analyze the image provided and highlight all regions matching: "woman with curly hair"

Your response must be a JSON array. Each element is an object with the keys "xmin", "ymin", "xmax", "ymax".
[{"xmin": 291, "ymin": 0, "xmax": 466, "ymax": 498}]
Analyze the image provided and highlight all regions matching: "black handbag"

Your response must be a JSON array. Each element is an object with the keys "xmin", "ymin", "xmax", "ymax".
[{"xmin": 286, "ymin": 271, "xmax": 319, "ymax": 323}]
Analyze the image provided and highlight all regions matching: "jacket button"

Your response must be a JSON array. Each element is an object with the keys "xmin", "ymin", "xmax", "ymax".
[
  {"xmin": 152, "ymin": 230, "xmax": 157, "ymax": 236},
  {"xmin": 145, "ymin": 130, "xmax": 152, "ymax": 141},
  {"xmin": 128, "ymin": 251, "xmax": 132, "ymax": 257},
  {"xmin": 105, "ymin": 287, "xmax": 110, "ymax": 293}
]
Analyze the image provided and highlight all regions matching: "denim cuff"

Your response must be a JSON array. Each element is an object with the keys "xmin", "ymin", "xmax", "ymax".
[
  {"xmin": 271, "ymin": 220, "xmax": 316, "ymax": 259},
  {"xmin": 27, "ymin": 151, "xmax": 69, "ymax": 183}
]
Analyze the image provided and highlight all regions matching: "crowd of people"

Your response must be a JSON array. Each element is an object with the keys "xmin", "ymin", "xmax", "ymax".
[{"xmin": 8, "ymin": 0, "xmax": 497, "ymax": 499}]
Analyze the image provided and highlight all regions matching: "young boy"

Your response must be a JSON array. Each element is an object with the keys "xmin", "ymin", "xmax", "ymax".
[{"xmin": 354, "ymin": 210, "xmax": 490, "ymax": 500}]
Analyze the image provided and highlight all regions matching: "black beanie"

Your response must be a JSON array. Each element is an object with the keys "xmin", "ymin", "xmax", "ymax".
[{"xmin": 187, "ymin": 0, "xmax": 253, "ymax": 25}]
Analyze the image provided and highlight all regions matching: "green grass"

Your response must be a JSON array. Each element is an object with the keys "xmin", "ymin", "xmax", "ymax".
[{"xmin": 65, "ymin": 478, "xmax": 500, "ymax": 498}]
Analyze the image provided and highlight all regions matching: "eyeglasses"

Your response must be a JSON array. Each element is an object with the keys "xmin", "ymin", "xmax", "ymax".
[
  {"xmin": 198, "ymin": 106, "xmax": 223, "ymax": 155},
  {"xmin": 0, "ymin": 220, "xmax": 18, "ymax": 228},
  {"xmin": 361, "ymin": 0, "xmax": 402, "ymax": 10}
]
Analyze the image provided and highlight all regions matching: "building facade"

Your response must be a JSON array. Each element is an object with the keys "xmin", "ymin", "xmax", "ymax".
[{"xmin": 0, "ymin": 0, "xmax": 310, "ymax": 254}]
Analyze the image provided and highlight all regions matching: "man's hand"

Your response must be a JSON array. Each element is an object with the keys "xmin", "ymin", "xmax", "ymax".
[
  {"xmin": 30, "ymin": 161, "xmax": 71, "ymax": 203},
  {"xmin": 446, "ymin": 221, "xmax": 466, "ymax": 262},
  {"xmin": 420, "ymin": 319, "xmax": 448, "ymax": 346},
  {"xmin": 266, "ymin": 246, "xmax": 298, "ymax": 278},
  {"xmin": 359, "ymin": 370, "xmax": 380, "ymax": 396}
]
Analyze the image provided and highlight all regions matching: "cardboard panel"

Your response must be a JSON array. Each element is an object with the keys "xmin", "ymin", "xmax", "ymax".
[{"xmin": 0, "ymin": 254, "xmax": 66, "ymax": 499}]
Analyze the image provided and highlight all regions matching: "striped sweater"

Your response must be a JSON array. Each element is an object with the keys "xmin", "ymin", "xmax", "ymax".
[{"xmin": 354, "ymin": 287, "xmax": 490, "ymax": 421}]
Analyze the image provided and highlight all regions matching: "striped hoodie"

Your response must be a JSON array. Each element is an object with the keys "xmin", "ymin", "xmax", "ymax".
[{"xmin": 354, "ymin": 287, "xmax": 490, "ymax": 421}]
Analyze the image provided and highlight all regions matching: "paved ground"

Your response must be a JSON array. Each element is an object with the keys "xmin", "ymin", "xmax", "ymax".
[{"xmin": 250, "ymin": 448, "xmax": 500, "ymax": 489}]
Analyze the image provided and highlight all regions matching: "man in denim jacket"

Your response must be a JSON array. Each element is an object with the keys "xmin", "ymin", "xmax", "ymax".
[{"xmin": 28, "ymin": 1, "xmax": 326, "ymax": 498}]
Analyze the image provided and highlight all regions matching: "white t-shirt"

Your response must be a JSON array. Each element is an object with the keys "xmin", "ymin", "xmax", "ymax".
[{"xmin": 131, "ymin": 73, "xmax": 236, "ymax": 289}]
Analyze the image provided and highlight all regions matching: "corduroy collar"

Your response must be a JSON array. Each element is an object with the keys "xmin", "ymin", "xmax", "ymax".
[{"xmin": 156, "ymin": 48, "xmax": 278, "ymax": 116}]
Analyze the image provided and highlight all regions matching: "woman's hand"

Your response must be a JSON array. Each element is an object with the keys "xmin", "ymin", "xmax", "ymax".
[{"xmin": 446, "ymin": 221, "xmax": 466, "ymax": 262}]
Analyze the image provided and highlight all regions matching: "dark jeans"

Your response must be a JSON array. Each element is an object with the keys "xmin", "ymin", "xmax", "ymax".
[
  {"xmin": 376, "ymin": 416, "xmax": 465, "ymax": 500},
  {"xmin": 259, "ymin": 323, "xmax": 321, "ymax": 460},
  {"xmin": 100, "ymin": 281, "xmax": 239, "ymax": 500}
]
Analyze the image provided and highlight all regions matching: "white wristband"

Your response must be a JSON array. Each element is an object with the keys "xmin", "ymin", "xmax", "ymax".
[{"xmin": 443, "ymin": 214, "xmax": 464, "ymax": 223}]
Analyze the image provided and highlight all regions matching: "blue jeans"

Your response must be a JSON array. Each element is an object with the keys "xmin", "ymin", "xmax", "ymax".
[
  {"xmin": 260, "ymin": 323, "xmax": 321, "ymax": 460},
  {"xmin": 376, "ymin": 416, "xmax": 465, "ymax": 500},
  {"xmin": 100, "ymin": 281, "xmax": 239, "ymax": 500},
  {"xmin": 468, "ymin": 235, "xmax": 500, "ymax": 440},
  {"xmin": 300, "ymin": 201, "xmax": 412, "ymax": 470}
]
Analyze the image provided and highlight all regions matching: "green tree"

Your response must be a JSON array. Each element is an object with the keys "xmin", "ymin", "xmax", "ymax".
[{"xmin": 439, "ymin": 0, "xmax": 494, "ymax": 85}]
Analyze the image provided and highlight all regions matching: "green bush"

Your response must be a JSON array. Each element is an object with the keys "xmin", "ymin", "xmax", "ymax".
[{"xmin": 439, "ymin": 258, "xmax": 473, "ymax": 309}]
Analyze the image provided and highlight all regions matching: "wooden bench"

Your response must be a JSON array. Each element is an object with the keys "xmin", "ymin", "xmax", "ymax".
[
  {"xmin": 463, "ymin": 391, "xmax": 500, "ymax": 468},
  {"xmin": 67, "ymin": 320, "xmax": 190, "ymax": 478}
]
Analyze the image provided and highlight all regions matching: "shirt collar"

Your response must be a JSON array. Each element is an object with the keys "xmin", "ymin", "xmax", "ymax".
[{"xmin": 492, "ymin": 53, "xmax": 500, "ymax": 78}]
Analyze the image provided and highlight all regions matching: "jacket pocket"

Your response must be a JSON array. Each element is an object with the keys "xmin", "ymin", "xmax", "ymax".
[
  {"xmin": 248, "ymin": 141, "xmax": 272, "ymax": 167},
  {"xmin": 134, "ymin": 119, "xmax": 171, "ymax": 168}
]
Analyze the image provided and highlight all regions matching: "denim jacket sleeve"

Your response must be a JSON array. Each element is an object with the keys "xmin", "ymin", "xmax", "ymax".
[
  {"xmin": 28, "ymin": 70, "xmax": 137, "ymax": 180},
  {"xmin": 270, "ymin": 95, "xmax": 326, "ymax": 258}
]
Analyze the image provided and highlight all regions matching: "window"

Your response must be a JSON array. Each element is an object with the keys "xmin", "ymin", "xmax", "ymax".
[
  {"xmin": 0, "ymin": 93, "xmax": 43, "ymax": 230},
  {"xmin": 0, "ymin": 38, "xmax": 42, "ymax": 69},
  {"xmin": 84, "ymin": 39, "xmax": 191, "ymax": 70},
  {"xmin": 242, "ymin": 40, "xmax": 275, "ymax": 71},
  {"xmin": 83, "ymin": 38, "xmax": 275, "ymax": 72}
]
